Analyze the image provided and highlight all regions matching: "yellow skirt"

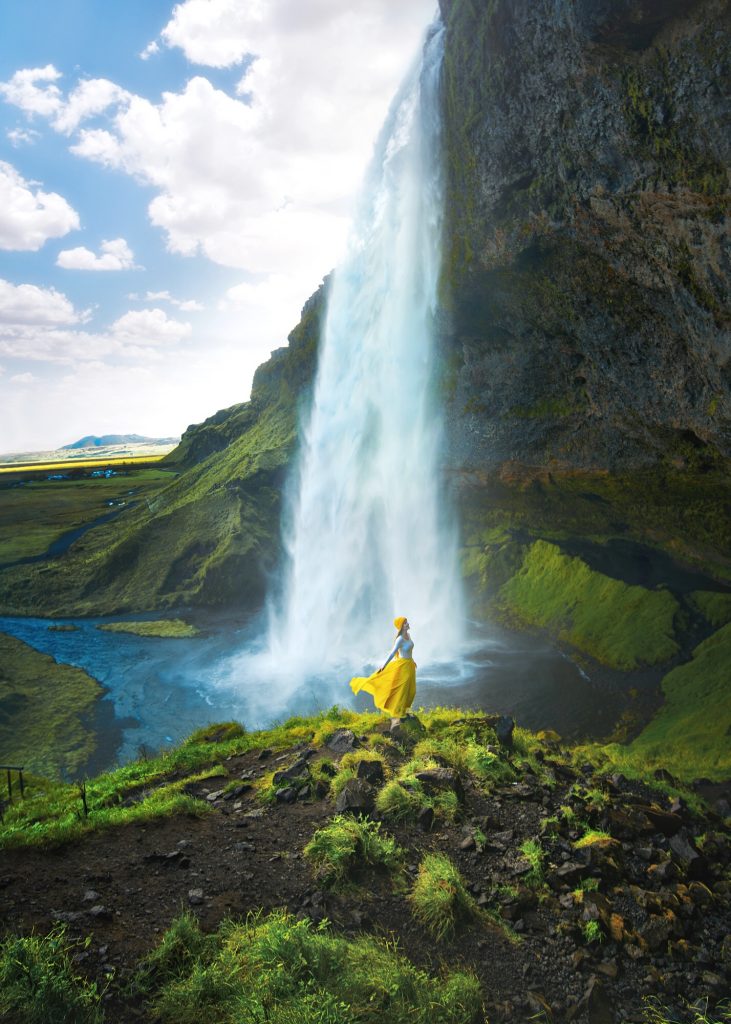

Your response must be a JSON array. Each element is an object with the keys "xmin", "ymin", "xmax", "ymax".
[{"xmin": 349, "ymin": 657, "xmax": 416, "ymax": 718}]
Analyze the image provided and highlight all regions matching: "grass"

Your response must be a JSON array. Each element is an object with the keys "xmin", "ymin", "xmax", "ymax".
[
  {"xmin": 0, "ymin": 470, "xmax": 172, "ymax": 563},
  {"xmin": 0, "ymin": 925, "xmax": 104, "ymax": 1023},
  {"xmin": 601, "ymin": 623, "xmax": 731, "ymax": 782},
  {"xmin": 135, "ymin": 909, "xmax": 482, "ymax": 1024},
  {"xmin": 574, "ymin": 828, "xmax": 612, "ymax": 849},
  {"xmin": 303, "ymin": 815, "xmax": 403, "ymax": 886},
  {"xmin": 409, "ymin": 854, "xmax": 479, "ymax": 940},
  {"xmin": 690, "ymin": 591, "xmax": 731, "ymax": 628},
  {"xmin": 0, "ymin": 631, "xmax": 103, "ymax": 779},
  {"xmin": 329, "ymin": 749, "xmax": 389, "ymax": 799},
  {"xmin": 96, "ymin": 619, "xmax": 200, "ymax": 638},
  {"xmin": 374, "ymin": 754, "xmax": 462, "ymax": 824},
  {"xmin": 498, "ymin": 540, "xmax": 680, "ymax": 669},
  {"xmin": 519, "ymin": 839, "xmax": 545, "ymax": 888},
  {"xmin": 642, "ymin": 1000, "xmax": 731, "ymax": 1024},
  {"xmin": 583, "ymin": 920, "xmax": 604, "ymax": 945}
]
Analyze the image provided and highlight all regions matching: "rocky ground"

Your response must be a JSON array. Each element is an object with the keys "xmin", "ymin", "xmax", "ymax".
[{"xmin": 1, "ymin": 716, "xmax": 729, "ymax": 1023}]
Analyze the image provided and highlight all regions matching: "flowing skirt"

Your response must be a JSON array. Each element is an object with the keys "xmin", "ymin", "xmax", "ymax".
[{"xmin": 349, "ymin": 657, "xmax": 416, "ymax": 718}]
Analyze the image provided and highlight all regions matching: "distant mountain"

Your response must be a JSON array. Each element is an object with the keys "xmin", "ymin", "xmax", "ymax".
[{"xmin": 62, "ymin": 434, "xmax": 179, "ymax": 449}]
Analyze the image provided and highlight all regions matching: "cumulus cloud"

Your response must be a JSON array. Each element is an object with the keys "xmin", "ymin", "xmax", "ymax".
[
  {"xmin": 6, "ymin": 127, "xmax": 40, "ymax": 146},
  {"xmin": 139, "ymin": 41, "xmax": 160, "ymax": 61},
  {"xmin": 0, "ymin": 161, "xmax": 80, "ymax": 251},
  {"xmin": 57, "ymin": 237, "xmax": 138, "ymax": 271},
  {"xmin": 109, "ymin": 308, "xmax": 192, "ymax": 345},
  {"xmin": 0, "ymin": 278, "xmax": 84, "ymax": 326},
  {"xmin": 0, "ymin": 64, "xmax": 63, "ymax": 117},
  {"xmin": 53, "ymin": 78, "xmax": 131, "ymax": 134}
]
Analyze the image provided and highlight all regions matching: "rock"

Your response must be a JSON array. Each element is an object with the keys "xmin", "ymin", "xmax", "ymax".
[
  {"xmin": 639, "ymin": 916, "xmax": 672, "ymax": 951},
  {"xmin": 188, "ymin": 889, "xmax": 204, "ymax": 906},
  {"xmin": 669, "ymin": 828, "xmax": 707, "ymax": 879},
  {"xmin": 356, "ymin": 760, "xmax": 385, "ymax": 785},
  {"xmin": 257, "ymin": 748, "xmax": 272, "ymax": 760},
  {"xmin": 326, "ymin": 729, "xmax": 360, "ymax": 754},
  {"xmin": 275, "ymin": 786, "xmax": 297, "ymax": 804},
  {"xmin": 653, "ymin": 768, "xmax": 678, "ymax": 786},
  {"xmin": 414, "ymin": 767, "xmax": 465, "ymax": 802},
  {"xmin": 417, "ymin": 805, "xmax": 434, "ymax": 831},
  {"xmin": 647, "ymin": 860, "xmax": 679, "ymax": 884},
  {"xmin": 273, "ymin": 757, "xmax": 311, "ymax": 784},
  {"xmin": 52, "ymin": 910, "xmax": 85, "ymax": 924},
  {"xmin": 82, "ymin": 890, "xmax": 100, "ymax": 903},
  {"xmin": 714, "ymin": 797, "xmax": 731, "ymax": 818},
  {"xmin": 389, "ymin": 715, "xmax": 426, "ymax": 743},
  {"xmin": 88, "ymin": 905, "xmax": 112, "ymax": 920},
  {"xmin": 460, "ymin": 835, "xmax": 476, "ymax": 851},
  {"xmin": 595, "ymin": 959, "xmax": 618, "ymax": 980},
  {"xmin": 297, "ymin": 784, "xmax": 311, "ymax": 800},
  {"xmin": 495, "ymin": 715, "xmax": 515, "ymax": 750},
  {"xmin": 223, "ymin": 783, "xmax": 252, "ymax": 799},
  {"xmin": 206, "ymin": 789, "xmax": 226, "ymax": 803},
  {"xmin": 548, "ymin": 861, "xmax": 589, "ymax": 888},
  {"xmin": 635, "ymin": 805, "xmax": 684, "ymax": 837},
  {"xmin": 334, "ymin": 778, "xmax": 375, "ymax": 815}
]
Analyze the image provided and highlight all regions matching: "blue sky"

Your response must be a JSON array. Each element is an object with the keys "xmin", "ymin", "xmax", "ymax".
[{"xmin": 0, "ymin": 0, "xmax": 433, "ymax": 451}]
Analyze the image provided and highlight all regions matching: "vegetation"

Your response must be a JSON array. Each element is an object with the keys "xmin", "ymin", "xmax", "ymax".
[
  {"xmin": 498, "ymin": 540, "xmax": 680, "ymax": 669},
  {"xmin": 519, "ymin": 838, "xmax": 545, "ymax": 888},
  {"xmin": 690, "ymin": 591, "xmax": 731, "ymax": 628},
  {"xmin": 303, "ymin": 815, "xmax": 403, "ymax": 886},
  {"xmin": 0, "ymin": 631, "xmax": 103, "ymax": 778},
  {"xmin": 96, "ymin": 619, "xmax": 200, "ymax": 638},
  {"xmin": 0, "ymin": 926, "xmax": 103, "ymax": 1024},
  {"xmin": 409, "ymin": 853, "xmax": 480, "ymax": 940},
  {"xmin": 135, "ymin": 909, "xmax": 482, "ymax": 1024}
]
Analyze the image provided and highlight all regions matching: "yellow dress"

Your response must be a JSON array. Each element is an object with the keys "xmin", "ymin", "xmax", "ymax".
[{"xmin": 349, "ymin": 655, "xmax": 416, "ymax": 718}]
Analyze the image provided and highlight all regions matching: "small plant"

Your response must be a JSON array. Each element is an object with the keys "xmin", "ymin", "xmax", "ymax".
[
  {"xmin": 641, "ymin": 997, "xmax": 731, "ymax": 1024},
  {"xmin": 375, "ymin": 779, "xmax": 423, "ymax": 821},
  {"xmin": 519, "ymin": 839, "xmax": 545, "ymax": 888},
  {"xmin": 558, "ymin": 804, "xmax": 577, "ymax": 823},
  {"xmin": 583, "ymin": 920, "xmax": 604, "ymax": 945},
  {"xmin": 409, "ymin": 853, "xmax": 479, "ymax": 940},
  {"xmin": 575, "ymin": 828, "xmax": 612, "ymax": 849},
  {"xmin": 303, "ymin": 815, "xmax": 402, "ymax": 885},
  {"xmin": 0, "ymin": 925, "xmax": 104, "ymax": 1023}
]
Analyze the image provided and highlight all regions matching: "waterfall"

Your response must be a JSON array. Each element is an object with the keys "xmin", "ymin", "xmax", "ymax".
[{"xmin": 269, "ymin": 21, "xmax": 464, "ymax": 677}]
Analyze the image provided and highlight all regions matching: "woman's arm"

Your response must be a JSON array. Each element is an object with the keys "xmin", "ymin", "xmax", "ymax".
[{"xmin": 379, "ymin": 636, "xmax": 403, "ymax": 672}]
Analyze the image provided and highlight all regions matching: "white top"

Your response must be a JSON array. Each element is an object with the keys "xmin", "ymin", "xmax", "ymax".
[{"xmin": 383, "ymin": 634, "xmax": 414, "ymax": 668}]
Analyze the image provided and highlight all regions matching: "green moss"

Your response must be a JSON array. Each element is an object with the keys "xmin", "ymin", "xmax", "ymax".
[
  {"xmin": 620, "ymin": 623, "xmax": 731, "ymax": 781},
  {"xmin": 0, "ymin": 632, "xmax": 102, "ymax": 779},
  {"xmin": 96, "ymin": 619, "xmax": 200, "ymax": 638},
  {"xmin": 690, "ymin": 591, "xmax": 731, "ymax": 628},
  {"xmin": 137, "ymin": 909, "xmax": 481, "ymax": 1024},
  {"xmin": 497, "ymin": 540, "xmax": 680, "ymax": 669}
]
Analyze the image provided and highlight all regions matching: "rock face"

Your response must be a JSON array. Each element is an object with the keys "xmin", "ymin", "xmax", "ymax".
[{"xmin": 439, "ymin": 0, "xmax": 730, "ymax": 473}]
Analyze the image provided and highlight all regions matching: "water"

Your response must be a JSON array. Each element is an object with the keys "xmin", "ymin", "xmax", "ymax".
[{"xmin": 268, "ymin": 23, "xmax": 462, "ymax": 680}]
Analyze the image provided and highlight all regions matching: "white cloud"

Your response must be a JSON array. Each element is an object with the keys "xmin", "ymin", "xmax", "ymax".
[
  {"xmin": 140, "ymin": 41, "xmax": 160, "ymax": 61},
  {"xmin": 10, "ymin": 371, "xmax": 38, "ymax": 385},
  {"xmin": 0, "ymin": 64, "xmax": 63, "ymax": 117},
  {"xmin": 57, "ymin": 237, "xmax": 138, "ymax": 271},
  {"xmin": 53, "ymin": 78, "xmax": 131, "ymax": 134},
  {"xmin": 110, "ymin": 308, "xmax": 192, "ymax": 345},
  {"xmin": 0, "ymin": 161, "xmax": 80, "ymax": 251},
  {"xmin": 7, "ymin": 127, "xmax": 40, "ymax": 147},
  {"xmin": 0, "ymin": 278, "xmax": 83, "ymax": 326},
  {"xmin": 143, "ymin": 290, "xmax": 203, "ymax": 311}
]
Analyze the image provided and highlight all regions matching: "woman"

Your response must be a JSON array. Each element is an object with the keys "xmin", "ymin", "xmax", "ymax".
[{"xmin": 349, "ymin": 616, "xmax": 416, "ymax": 723}]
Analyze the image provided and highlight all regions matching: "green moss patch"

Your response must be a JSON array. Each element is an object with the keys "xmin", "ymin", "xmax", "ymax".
[
  {"xmin": 498, "ymin": 540, "xmax": 680, "ymax": 669},
  {"xmin": 0, "ymin": 632, "xmax": 102, "ymax": 779},
  {"xmin": 622, "ymin": 623, "xmax": 731, "ymax": 781},
  {"xmin": 96, "ymin": 619, "xmax": 200, "ymax": 638},
  {"xmin": 690, "ymin": 591, "xmax": 731, "ymax": 628}
]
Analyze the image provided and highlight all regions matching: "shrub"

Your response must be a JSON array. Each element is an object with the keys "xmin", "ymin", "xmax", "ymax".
[
  {"xmin": 303, "ymin": 815, "xmax": 402, "ymax": 885},
  {"xmin": 0, "ymin": 926, "xmax": 103, "ymax": 1024},
  {"xmin": 409, "ymin": 854, "xmax": 479, "ymax": 940}
]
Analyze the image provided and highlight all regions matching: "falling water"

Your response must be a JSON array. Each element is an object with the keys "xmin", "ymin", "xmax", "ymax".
[{"xmin": 269, "ymin": 21, "xmax": 463, "ymax": 676}]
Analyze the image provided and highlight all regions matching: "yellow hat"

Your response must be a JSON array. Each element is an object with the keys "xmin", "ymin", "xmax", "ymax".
[{"xmin": 393, "ymin": 616, "xmax": 407, "ymax": 632}]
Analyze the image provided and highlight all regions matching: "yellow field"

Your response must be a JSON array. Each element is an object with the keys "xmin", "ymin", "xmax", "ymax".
[{"xmin": 0, "ymin": 454, "xmax": 166, "ymax": 474}]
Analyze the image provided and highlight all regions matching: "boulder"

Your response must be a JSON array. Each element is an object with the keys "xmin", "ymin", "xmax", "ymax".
[
  {"xmin": 273, "ymin": 756, "xmax": 311, "ymax": 784},
  {"xmin": 669, "ymin": 828, "xmax": 708, "ymax": 879},
  {"xmin": 414, "ymin": 767, "xmax": 465, "ymax": 802},
  {"xmin": 389, "ymin": 715, "xmax": 426, "ymax": 743},
  {"xmin": 417, "ymin": 805, "xmax": 435, "ymax": 831},
  {"xmin": 495, "ymin": 715, "xmax": 515, "ymax": 750},
  {"xmin": 356, "ymin": 760, "xmax": 385, "ymax": 785},
  {"xmin": 326, "ymin": 729, "xmax": 360, "ymax": 754},
  {"xmin": 334, "ymin": 778, "xmax": 375, "ymax": 816}
]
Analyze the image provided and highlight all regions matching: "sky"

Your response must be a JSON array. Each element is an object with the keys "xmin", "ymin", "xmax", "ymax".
[{"xmin": 0, "ymin": 0, "xmax": 435, "ymax": 453}]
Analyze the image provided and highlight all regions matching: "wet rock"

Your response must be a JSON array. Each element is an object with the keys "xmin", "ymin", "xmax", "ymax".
[
  {"xmin": 326, "ymin": 729, "xmax": 360, "ymax": 754},
  {"xmin": 495, "ymin": 715, "xmax": 515, "ymax": 750},
  {"xmin": 414, "ymin": 767, "xmax": 465, "ymax": 802},
  {"xmin": 669, "ymin": 828, "xmax": 707, "ymax": 879},
  {"xmin": 417, "ymin": 805, "xmax": 434, "ymax": 831},
  {"xmin": 356, "ymin": 760, "xmax": 385, "ymax": 785},
  {"xmin": 334, "ymin": 778, "xmax": 375, "ymax": 816}
]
